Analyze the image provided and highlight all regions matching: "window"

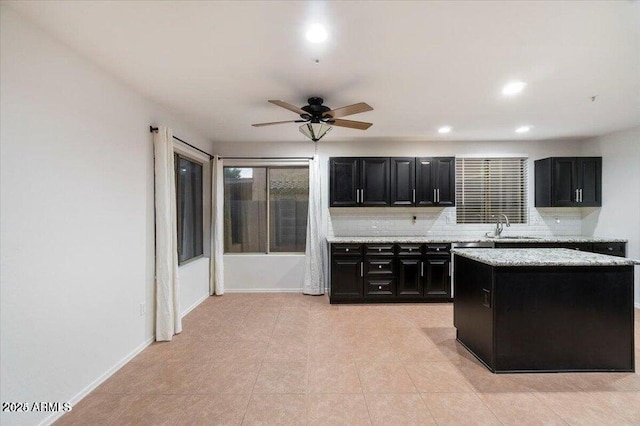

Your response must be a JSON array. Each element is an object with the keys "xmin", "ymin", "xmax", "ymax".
[
  {"xmin": 224, "ymin": 166, "xmax": 308, "ymax": 253},
  {"xmin": 456, "ymin": 157, "xmax": 528, "ymax": 224},
  {"xmin": 175, "ymin": 154, "xmax": 203, "ymax": 264}
]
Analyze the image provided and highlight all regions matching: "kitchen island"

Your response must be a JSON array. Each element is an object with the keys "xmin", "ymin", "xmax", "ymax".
[{"xmin": 452, "ymin": 248, "xmax": 638, "ymax": 373}]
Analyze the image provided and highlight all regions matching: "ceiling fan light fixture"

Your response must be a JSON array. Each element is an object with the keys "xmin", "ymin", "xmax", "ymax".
[{"xmin": 299, "ymin": 122, "xmax": 332, "ymax": 142}]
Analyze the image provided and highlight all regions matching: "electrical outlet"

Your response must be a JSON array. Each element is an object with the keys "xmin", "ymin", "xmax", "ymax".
[{"xmin": 139, "ymin": 303, "xmax": 146, "ymax": 316}]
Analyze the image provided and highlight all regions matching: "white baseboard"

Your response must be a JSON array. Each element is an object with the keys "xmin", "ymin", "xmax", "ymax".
[
  {"xmin": 182, "ymin": 293, "xmax": 210, "ymax": 317},
  {"xmin": 39, "ymin": 336, "xmax": 155, "ymax": 426},
  {"xmin": 224, "ymin": 288, "xmax": 303, "ymax": 293}
]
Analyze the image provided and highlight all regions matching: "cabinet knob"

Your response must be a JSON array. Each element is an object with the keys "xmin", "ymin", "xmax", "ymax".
[
  {"xmin": 345, "ymin": 248, "xmax": 349, "ymax": 252},
  {"xmin": 608, "ymin": 247, "xmax": 613, "ymax": 251},
  {"xmin": 378, "ymin": 248, "xmax": 382, "ymax": 252},
  {"xmin": 409, "ymin": 248, "xmax": 412, "ymax": 252},
  {"xmin": 378, "ymin": 285, "xmax": 382, "ymax": 290},
  {"xmin": 378, "ymin": 265, "xmax": 382, "ymax": 269},
  {"xmin": 436, "ymin": 248, "xmax": 440, "ymax": 251}
]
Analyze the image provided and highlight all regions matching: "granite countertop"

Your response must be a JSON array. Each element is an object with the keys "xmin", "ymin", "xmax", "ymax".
[
  {"xmin": 451, "ymin": 248, "xmax": 640, "ymax": 267},
  {"xmin": 326, "ymin": 235, "xmax": 627, "ymax": 244}
]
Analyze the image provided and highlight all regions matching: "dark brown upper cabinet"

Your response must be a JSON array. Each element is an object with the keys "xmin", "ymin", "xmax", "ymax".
[
  {"xmin": 329, "ymin": 157, "xmax": 390, "ymax": 207},
  {"xmin": 535, "ymin": 157, "xmax": 601, "ymax": 207},
  {"xmin": 392, "ymin": 157, "xmax": 455, "ymax": 206},
  {"xmin": 390, "ymin": 157, "xmax": 416, "ymax": 206}
]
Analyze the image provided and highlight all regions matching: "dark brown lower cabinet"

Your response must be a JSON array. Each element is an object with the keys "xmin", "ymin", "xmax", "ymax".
[
  {"xmin": 424, "ymin": 256, "xmax": 451, "ymax": 298},
  {"xmin": 397, "ymin": 257, "xmax": 422, "ymax": 297},
  {"xmin": 329, "ymin": 240, "xmax": 625, "ymax": 304},
  {"xmin": 330, "ymin": 256, "xmax": 363, "ymax": 300},
  {"xmin": 494, "ymin": 241, "xmax": 626, "ymax": 257},
  {"xmin": 330, "ymin": 243, "xmax": 452, "ymax": 303}
]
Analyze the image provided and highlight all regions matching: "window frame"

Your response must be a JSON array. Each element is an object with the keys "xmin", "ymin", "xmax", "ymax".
[
  {"xmin": 175, "ymin": 152, "xmax": 204, "ymax": 265},
  {"xmin": 223, "ymin": 165, "xmax": 309, "ymax": 255}
]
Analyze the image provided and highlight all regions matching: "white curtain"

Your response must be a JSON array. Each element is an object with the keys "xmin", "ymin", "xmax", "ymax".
[
  {"xmin": 303, "ymin": 155, "xmax": 326, "ymax": 295},
  {"xmin": 210, "ymin": 155, "xmax": 224, "ymax": 295},
  {"xmin": 153, "ymin": 126, "xmax": 181, "ymax": 341}
]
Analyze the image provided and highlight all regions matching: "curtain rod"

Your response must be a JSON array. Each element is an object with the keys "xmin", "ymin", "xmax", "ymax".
[
  {"xmin": 149, "ymin": 126, "xmax": 213, "ymax": 159},
  {"xmin": 220, "ymin": 156, "xmax": 313, "ymax": 160}
]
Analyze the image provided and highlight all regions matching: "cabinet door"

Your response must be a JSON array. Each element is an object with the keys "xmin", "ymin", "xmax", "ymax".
[
  {"xmin": 330, "ymin": 158, "xmax": 359, "ymax": 207},
  {"xmin": 433, "ymin": 157, "xmax": 456, "ymax": 206},
  {"xmin": 390, "ymin": 157, "xmax": 415, "ymax": 206},
  {"xmin": 361, "ymin": 158, "xmax": 390, "ymax": 206},
  {"xmin": 425, "ymin": 256, "xmax": 451, "ymax": 299},
  {"xmin": 552, "ymin": 158, "xmax": 578, "ymax": 206},
  {"xmin": 577, "ymin": 157, "xmax": 601, "ymax": 207},
  {"xmin": 397, "ymin": 257, "xmax": 422, "ymax": 297},
  {"xmin": 415, "ymin": 157, "xmax": 435, "ymax": 206},
  {"xmin": 331, "ymin": 256, "xmax": 363, "ymax": 299}
]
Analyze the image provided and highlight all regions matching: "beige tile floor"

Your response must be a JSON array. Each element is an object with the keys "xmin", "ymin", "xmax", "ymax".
[{"xmin": 57, "ymin": 293, "xmax": 640, "ymax": 425}]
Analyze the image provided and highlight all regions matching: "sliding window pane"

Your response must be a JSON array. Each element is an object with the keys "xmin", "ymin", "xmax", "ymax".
[
  {"xmin": 269, "ymin": 167, "xmax": 309, "ymax": 252},
  {"xmin": 224, "ymin": 167, "xmax": 267, "ymax": 253},
  {"xmin": 176, "ymin": 156, "xmax": 203, "ymax": 264}
]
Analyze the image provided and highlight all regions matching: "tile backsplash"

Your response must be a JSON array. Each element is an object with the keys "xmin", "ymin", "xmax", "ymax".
[{"xmin": 328, "ymin": 207, "xmax": 585, "ymax": 238}]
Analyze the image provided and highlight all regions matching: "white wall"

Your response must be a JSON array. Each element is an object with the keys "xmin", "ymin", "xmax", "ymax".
[
  {"xmin": 581, "ymin": 126, "xmax": 640, "ymax": 306},
  {"xmin": 0, "ymin": 7, "xmax": 211, "ymax": 425},
  {"xmin": 224, "ymin": 255, "xmax": 305, "ymax": 292}
]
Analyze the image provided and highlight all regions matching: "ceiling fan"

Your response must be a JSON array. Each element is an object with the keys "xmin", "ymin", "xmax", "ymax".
[{"xmin": 252, "ymin": 97, "xmax": 373, "ymax": 141}]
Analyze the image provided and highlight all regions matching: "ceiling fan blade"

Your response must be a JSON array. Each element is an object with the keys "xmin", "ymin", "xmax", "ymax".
[
  {"xmin": 268, "ymin": 100, "xmax": 308, "ymax": 115},
  {"xmin": 326, "ymin": 102, "xmax": 373, "ymax": 118},
  {"xmin": 331, "ymin": 118, "xmax": 373, "ymax": 130},
  {"xmin": 252, "ymin": 120, "xmax": 303, "ymax": 127}
]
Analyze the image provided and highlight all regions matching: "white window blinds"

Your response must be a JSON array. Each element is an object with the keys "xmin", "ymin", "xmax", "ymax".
[{"xmin": 456, "ymin": 157, "xmax": 528, "ymax": 224}]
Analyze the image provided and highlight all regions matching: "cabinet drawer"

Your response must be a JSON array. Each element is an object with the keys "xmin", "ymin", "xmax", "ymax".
[
  {"xmin": 425, "ymin": 243, "xmax": 450, "ymax": 254},
  {"xmin": 332, "ymin": 244, "xmax": 362, "ymax": 255},
  {"xmin": 365, "ymin": 278, "xmax": 395, "ymax": 297},
  {"xmin": 365, "ymin": 244, "xmax": 395, "ymax": 256},
  {"xmin": 592, "ymin": 242, "xmax": 626, "ymax": 257},
  {"xmin": 365, "ymin": 258, "xmax": 394, "ymax": 275},
  {"xmin": 397, "ymin": 244, "xmax": 422, "ymax": 255},
  {"xmin": 559, "ymin": 243, "xmax": 593, "ymax": 252}
]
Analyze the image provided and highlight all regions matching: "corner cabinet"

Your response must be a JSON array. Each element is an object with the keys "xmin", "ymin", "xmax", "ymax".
[
  {"xmin": 535, "ymin": 157, "xmax": 601, "ymax": 207},
  {"xmin": 330, "ymin": 243, "xmax": 452, "ymax": 303},
  {"xmin": 329, "ymin": 157, "xmax": 390, "ymax": 207}
]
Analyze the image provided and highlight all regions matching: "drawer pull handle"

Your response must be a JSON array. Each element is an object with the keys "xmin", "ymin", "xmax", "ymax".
[{"xmin": 345, "ymin": 248, "xmax": 349, "ymax": 252}]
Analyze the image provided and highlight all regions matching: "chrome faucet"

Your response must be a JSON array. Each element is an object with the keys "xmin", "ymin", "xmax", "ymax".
[{"xmin": 494, "ymin": 214, "xmax": 510, "ymax": 237}]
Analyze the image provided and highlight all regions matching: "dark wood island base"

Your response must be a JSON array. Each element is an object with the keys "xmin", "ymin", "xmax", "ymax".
[{"xmin": 453, "ymin": 252, "xmax": 635, "ymax": 373}]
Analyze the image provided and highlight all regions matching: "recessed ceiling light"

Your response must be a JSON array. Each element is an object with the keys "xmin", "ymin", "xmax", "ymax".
[
  {"xmin": 438, "ymin": 126, "xmax": 452, "ymax": 134},
  {"xmin": 515, "ymin": 126, "xmax": 531, "ymax": 133},
  {"xmin": 306, "ymin": 24, "xmax": 328, "ymax": 43},
  {"xmin": 502, "ymin": 81, "xmax": 527, "ymax": 96}
]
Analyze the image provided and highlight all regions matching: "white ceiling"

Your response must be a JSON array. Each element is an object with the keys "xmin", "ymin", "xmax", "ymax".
[{"xmin": 7, "ymin": 1, "xmax": 640, "ymax": 143}]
